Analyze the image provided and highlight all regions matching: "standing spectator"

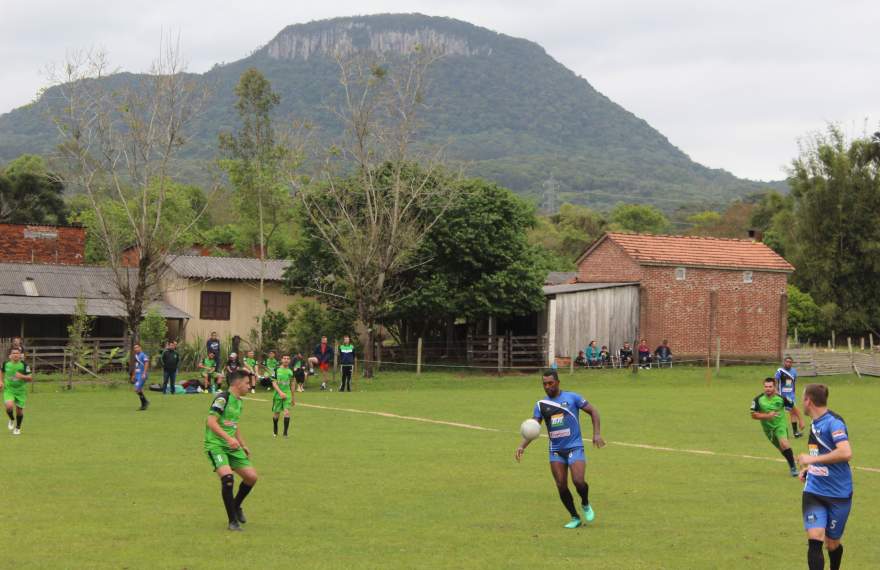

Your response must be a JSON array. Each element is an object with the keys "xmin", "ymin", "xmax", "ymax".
[
  {"xmin": 309, "ymin": 336, "xmax": 334, "ymax": 391},
  {"xmin": 654, "ymin": 340, "xmax": 673, "ymax": 368},
  {"xmin": 206, "ymin": 332, "xmax": 222, "ymax": 373},
  {"xmin": 599, "ymin": 346, "xmax": 611, "ymax": 367},
  {"xmin": 637, "ymin": 339, "xmax": 652, "ymax": 368},
  {"xmin": 618, "ymin": 342, "xmax": 634, "ymax": 368},
  {"xmin": 574, "ymin": 351, "xmax": 587, "ymax": 368},
  {"xmin": 161, "ymin": 340, "xmax": 180, "ymax": 395},
  {"xmin": 338, "ymin": 335, "xmax": 355, "ymax": 392},
  {"xmin": 585, "ymin": 341, "xmax": 601, "ymax": 368},
  {"xmin": 292, "ymin": 352, "xmax": 307, "ymax": 393}
]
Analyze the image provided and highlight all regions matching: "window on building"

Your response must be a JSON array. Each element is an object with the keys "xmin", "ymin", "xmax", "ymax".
[
  {"xmin": 200, "ymin": 291, "xmax": 231, "ymax": 320},
  {"xmin": 675, "ymin": 267, "xmax": 686, "ymax": 281},
  {"xmin": 743, "ymin": 271, "xmax": 754, "ymax": 284}
]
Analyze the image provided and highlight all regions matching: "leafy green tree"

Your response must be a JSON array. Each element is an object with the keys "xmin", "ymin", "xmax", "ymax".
[
  {"xmin": 138, "ymin": 308, "xmax": 168, "ymax": 363},
  {"xmin": 66, "ymin": 295, "xmax": 95, "ymax": 375},
  {"xmin": 609, "ymin": 204, "xmax": 670, "ymax": 234},
  {"xmin": 248, "ymin": 307, "xmax": 289, "ymax": 354},
  {"xmin": 787, "ymin": 125, "xmax": 880, "ymax": 333},
  {"xmin": 686, "ymin": 211, "xmax": 722, "ymax": 235},
  {"xmin": 529, "ymin": 203, "xmax": 607, "ymax": 265},
  {"xmin": 387, "ymin": 179, "xmax": 545, "ymax": 337},
  {"xmin": 0, "ymin": 155, "xmax": 68, "ymax": 224},
  {"xmin": 283, "ymin": 299, "xmax": 355, "ymax": 355},
  {"xmin": 787, "ymin": 284, "xmax": 825, "ymax": 340},
  {"xmin": 220, "ymin": 68, "xmax": 297, "ymax": 345}
]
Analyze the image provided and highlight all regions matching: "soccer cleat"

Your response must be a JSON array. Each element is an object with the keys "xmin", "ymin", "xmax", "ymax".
[
  {"xmin": 12, "ymin": 428, "xmax": 21, "ymax": 436},
  {"xmin": 7, "ymin": 419, "xmax": 13, "ymax": 430},
  {"xmin": 790, "ymin": 466, "xmax": 799, "ymax": 477},
  {"xmin": 794, "ymin": 431, "xmax": 804, "ymax": 439},
  {"xmin": 236, "ymin": 508, "xmax": 247, "ymax": 524},
  {"xmin": 583, "ymin": 504, "xmax": 595, "ymax": 522},
  {"xmin": 227, "ymin": 520, "xmax": 243, "ymax": 531},
  {"xmin": 563, "ymin": 517, "xmax": 582, "ymax": 529},
  {"xmin": 273, "ymin": 433, "xmax": 277, "ymax": 438},
  {"xmin": 250, "ymin": 388, "xmax": 255, "ymax": 394}
]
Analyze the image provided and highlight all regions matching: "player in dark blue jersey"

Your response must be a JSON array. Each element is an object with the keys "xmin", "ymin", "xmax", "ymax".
[
  {"xmin": 130, "ymin": 343, "xmax": 150, "ymax": 411},
  {"xmin": 515, "ymin": 369, "xmax": 605, "ymax": 529},
  {"xmin": 775, "ymin": 356, "xmax": 804, "ymax": 437},
  {"xmin": 796, "ymin": 383, "xmax": 852, "ymax": 570}
]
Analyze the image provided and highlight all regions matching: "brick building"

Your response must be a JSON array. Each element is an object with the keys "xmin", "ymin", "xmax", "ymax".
[
  {"xmin": 0, "ymin": 223, "xmax": 85, "ymax": 265},
  {"xmin": 559, "ymin": 232, "xmax": 795, "ymax": 361}
]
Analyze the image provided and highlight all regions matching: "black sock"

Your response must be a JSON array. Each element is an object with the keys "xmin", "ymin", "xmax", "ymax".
[
  {"xmin": 220, "ymin": 474, "xmax": 237, "ymax": 523},
  {"xmin": 234, "ymin": 482, "xmax": 253, "ymax": 509},
  {"xmin": 138, "ymin": 393, "xmax": 147, "ymax": 406},
  {"xmin": 273, "ymin": 417, "xmax": 278, "ymax": 435},
  {"xmin": 283, "ymin": 416, "xmax": 290, "ymax": 436},
  {"xmin": 5, "ymin": 409, "xmax": 13, "ymax": 421},
  {"xmin": 829, "ymin": 544, "xmax": 843, "ymax": 570},
  {"xmin": 557, "ymin": 488, "xmax": 578, "ymax": 518},
  {"xmin": 792, "ymin": 421, "xmax": 799, "ymax": 433},
  {"xmin": 808, "ymin": 539, "xmax": 824, "ymax": 570},
  {"xmin": 782, "ymin": 448, "xmax": 796, "ymax": 469},
  {"xmin": 574, "ymin": 481, "xmax": 590, "ymax": 507},
  {"xmin": 15, "ymin": 414, "xmax": 23, "ymax": 429}
]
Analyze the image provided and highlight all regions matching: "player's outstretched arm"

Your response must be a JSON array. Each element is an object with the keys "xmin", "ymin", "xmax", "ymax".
[
  {"xmin": 582, "ymin": 403, "xmax": 605, "ymax": 448},
  {"xmin": 515, "ymin": 418, "xmax": 541, "ymax": 462}
]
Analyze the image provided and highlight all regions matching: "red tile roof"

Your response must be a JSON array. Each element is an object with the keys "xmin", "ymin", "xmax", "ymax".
[{"xmin": 581, "ymin": 233, "xmax": 795, "ymax": 272}]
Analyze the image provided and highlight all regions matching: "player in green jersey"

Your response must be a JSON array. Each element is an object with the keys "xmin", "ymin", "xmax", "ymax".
[
  {"xmin": 199, "ymin": 352, "xmax": 218, "ymax": 393},
  {"xmin": 750, "ymin": 377, "xmax": 798, "ymax": 476},
  {"xmin": 271, "ymin": 355, "xmax": 296, "ymax": 438},
  {"xmin": 260, "ymin": 351, "xmax": 279, "ymax": 391},
  {"xmin": 204, "ymin": 370, "xmax": 258, "ymax": 531},
  {"xmin": 1, "ymin": 348, "xmax": 33, "ymax": 435},
  {"xmin": 243, "ymin": 350, "xmax": 258, "ymax": 394}
]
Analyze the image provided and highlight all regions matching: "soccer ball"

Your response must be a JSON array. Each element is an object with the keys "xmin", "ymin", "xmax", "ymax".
[{"xmin": 520, "ymin": 418, "xmax": 541, "ymax": 441}]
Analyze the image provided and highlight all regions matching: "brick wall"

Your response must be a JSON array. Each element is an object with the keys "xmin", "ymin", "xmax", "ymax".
[
  {"xmin": 575, "ymin": 238, "xmax": 789, "ymax": 359},
  {"xmin": 577, "ymin": 239, "xmax": 643, "ymax": 283},
  {"xmin": 0, "ymin": 224, "xmax": 85, "ymax": 265}
]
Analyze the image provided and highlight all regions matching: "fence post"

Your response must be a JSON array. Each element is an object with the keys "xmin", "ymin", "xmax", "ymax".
[
  {"xmin": 31, "ymin": 347, "xmax": 37, "ymax": 393},
  {"xmin": 794, "ymin": 327, "xmax": 799, "ymax": 346},
  {"xmin": 871, "ymin": 333, "xmax": 875, "ymax": 350},
  {"xmin": 416, "ymin": 337, "xmax": 423, "ymax": 375},
  {"xmin": 831, "ymin": 330, "xmax": 836, "ymax": 351},
  {"xmin": 569, "ymin": 354, "xmax": 575, "ymax": 375},
  {"xmin": 375, "ymin": 341, "xmax": 381, "ymax": 372},
  {"xmin": 466, "ymin": 331, "xmax": 473, "ymax": 363},
  {"xmin": 716, "ymin": 336, "xmax": 721, "ymax": 373},
  {"xmin": 92, "ymin": 340, "xmax": 100, "ymax": 373},
  {"xmin": 497, "ymin": 337, "xmax": 504, "ymax": 376},
  {"xmin": 860, "ymin": 337, "xmax": 865, "ymax": 351},
  {"xmin": 333, "ymin": 341, "xmax": 338, "ymax": 387}
]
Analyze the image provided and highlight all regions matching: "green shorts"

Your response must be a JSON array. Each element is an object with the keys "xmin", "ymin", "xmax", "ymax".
[
  {"xmin": 272, "ymin": 393, "xmax": 291, "ymax": 413},
  {"xmin": 205, "ymin": 445, "xmax": 251, "ymax": 471},
  {"xmin": 3, "ymin": 386, "xmax": 27, "ymax": 408},
  {"xmin": 763, "ymin": 423, "xmax": 789, "ymax": 448}
]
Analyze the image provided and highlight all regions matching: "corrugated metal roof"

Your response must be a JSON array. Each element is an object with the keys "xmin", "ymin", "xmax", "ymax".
[
  {"xmin": 578, "ymin": 233, "xmax": 795, "ymax": 272},
  {"xmin": 0, "ymin": 263, "xmax": 124, "ymax": 298},
  {"xmin": 0, "ymin": 296, "xmax": 189, "ymax": 319},
  {"xmin": 166, "ymin": 256, "xmax": 290, "ymax": 281},
  {"xmin": 545, "ymin": 271, "xmax": 578, "ymax": 285},
  {"xmin": 543, "ymin": 282, "xmax": 638, "ymax": 296}
]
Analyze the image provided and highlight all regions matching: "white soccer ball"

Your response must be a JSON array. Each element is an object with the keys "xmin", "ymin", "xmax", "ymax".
[{"xmin": 520, "ymin": 418, "xmax": 541, "ymax": 441}]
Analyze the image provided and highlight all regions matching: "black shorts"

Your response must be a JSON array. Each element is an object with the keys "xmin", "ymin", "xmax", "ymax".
[{"xmin": 294, "ymin": 371, "xmax": 305, "ymax": 384}]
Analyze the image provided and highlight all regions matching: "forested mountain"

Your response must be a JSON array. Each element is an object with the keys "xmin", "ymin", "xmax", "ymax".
[{"xmin": 0, "ymin": 13, "xmax": 780, "ymax": 209}]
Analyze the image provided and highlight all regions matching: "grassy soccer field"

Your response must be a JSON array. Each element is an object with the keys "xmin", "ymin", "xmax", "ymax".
[{"xmin": 2, "ymin": 366, "xmax": 879, "ymax": 569}]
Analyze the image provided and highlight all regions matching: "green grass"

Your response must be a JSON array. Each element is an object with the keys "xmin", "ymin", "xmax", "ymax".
[{"xmin": 4, "ymin": 366, "xmax": 880, "ymax": 568}]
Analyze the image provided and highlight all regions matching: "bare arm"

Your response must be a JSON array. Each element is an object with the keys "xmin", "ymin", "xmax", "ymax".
[
  {"xmin": 15, "ymin": 370, "xmax": 33, "ymax": 382},
  {"xmin": 582, "ymin": 403, "xmax": 606, "ymax": 448},
  {"xmin": 799, "ymin": 440, "xmax": 852, "ymax": 466},
  {"xmin": 751, "ymin": 411, "xmax": 778, "ymax": 420},
  {"xmin": 272, "ymin": 380, "xmax": 286, "ymax": 399}
]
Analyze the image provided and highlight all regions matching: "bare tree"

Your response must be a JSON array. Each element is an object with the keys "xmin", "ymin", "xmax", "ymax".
[
  {"xmin": 49, "ymin": 38, "xmax": 212, "ymax": 349},
  {"xmin": 293, "ymin": 48, "xmax": 458, "ymax": 377}
]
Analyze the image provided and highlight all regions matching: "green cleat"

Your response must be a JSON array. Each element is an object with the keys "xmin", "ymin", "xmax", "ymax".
[
  {"xmin": 790, "ymin": 466, "xmax": 799, "ymax": 477},
  {"xmin": 563, "ymin": 517, "xmax": 582, "ymax": 529},
  {"xmin": 583, "ymin": 504, "xmax": 595, "ymax": 522}
]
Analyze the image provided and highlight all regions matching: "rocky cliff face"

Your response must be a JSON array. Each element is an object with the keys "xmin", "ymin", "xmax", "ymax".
[{"xmin": 266, "ymin": 21, "xmax": 493, "ymax": 60}]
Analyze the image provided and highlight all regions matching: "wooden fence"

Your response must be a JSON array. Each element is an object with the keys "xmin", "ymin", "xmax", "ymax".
[
  {"xmin": 788, "ymin": 347, "xmax": 880, "ymax": 377},
  {"xmin": 0, "ymin": 337, "xmax": 127, "ymax": 373},
  {"xmin": 377, "ymin": 332, "xmax": 547, "ymax": 372}
]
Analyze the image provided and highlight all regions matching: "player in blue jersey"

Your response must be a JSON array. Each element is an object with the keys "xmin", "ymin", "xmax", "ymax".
[
  {"xmin": 515, "ymin": 369, "xmax": 605, "ymax": 529},
  {"xmin": 796, "ymin": 383, "xmax": 852, "ymax": 570},
  {"xmin": 775, "ymin": 356, "xmax": 805, "ymax": 437},
  {"xmin": 130, "ymin": 343, "xmax": 150, "ymax": 411}
]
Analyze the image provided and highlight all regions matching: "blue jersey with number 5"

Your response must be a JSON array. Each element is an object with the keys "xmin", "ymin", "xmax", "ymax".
[{"xmin": 533, "ymin": 391, "xmax": 588, "ymax": 451}]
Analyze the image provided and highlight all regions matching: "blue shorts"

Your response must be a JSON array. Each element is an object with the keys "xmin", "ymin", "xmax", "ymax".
[
  {"xmin": 803, "ymin": 492, "xmax": 852, "ymax": 540},
  {"xmin": 782, "ymin": 391, "xmax": 796, "ymax": 405},
  {"xmin": 549, "ymin": 447, "xmax": 586, "ymax": 465},
  {"xmin": 133, "ymin": 373, "xmax": 146, "ymax": 391}
]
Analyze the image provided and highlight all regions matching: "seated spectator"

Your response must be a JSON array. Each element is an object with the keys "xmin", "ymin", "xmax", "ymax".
[
  {"xmin": 618, "ymin": 342, "xmax": 634, "ymax": 367},
  {"xmin": 599, "ymin": 345, "xmax": 611, "ymax": 367},
  {"xmin": 655, "ymin": 340, "xmax": 673, "ymax": 367},
  {"xmin": 574, "ymin": 351, "xmax": 587, "ymax": 368},
  {"xmin": 585, "ymin": 340, "xmax": 601, "ymax": 368},
  {"xmin": 637, "ymin": 338, "xmax": 652, "ymax": 368}
]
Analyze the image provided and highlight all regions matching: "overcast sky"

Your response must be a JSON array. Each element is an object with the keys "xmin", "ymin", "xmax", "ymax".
[{"xmin": 1, "ymin": 0, "xmax": 877, "ymax": 180}]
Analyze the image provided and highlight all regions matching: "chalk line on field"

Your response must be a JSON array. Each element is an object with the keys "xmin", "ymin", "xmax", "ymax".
[{"xmin": 242, "ymin": 397, "xmax": 880, "ymax": 474}]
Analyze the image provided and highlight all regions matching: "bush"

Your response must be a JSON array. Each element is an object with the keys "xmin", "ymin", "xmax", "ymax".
[
  {"xmin": 788, "ymin": 284, "xmax": 825, "ymax": 340},
  {"xmin": 283, "ymin": 299, "xmax": 356, "ymax": 355},
  {"xmin": 138, "ymin": 309, "xmax": 168, "ymax": 364}
]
